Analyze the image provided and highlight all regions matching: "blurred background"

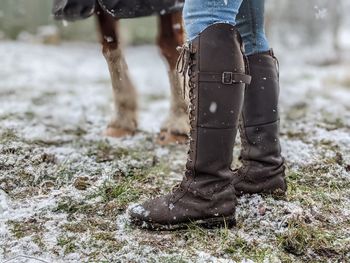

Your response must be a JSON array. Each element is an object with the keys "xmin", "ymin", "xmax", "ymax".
[
  {"xmin": 0, "ymin": 0, "xmax": 158, "ymax": 44},
  {"xmin": 0, "ymin": 0, "xmax": 350, "ymax": 54}
]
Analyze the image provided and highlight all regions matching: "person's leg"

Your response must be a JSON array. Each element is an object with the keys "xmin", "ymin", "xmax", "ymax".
[
  {"xmin": 234, "ymin": 0, "xmax": 287, "ymax": 195},
  {"xmin": 183, "ymin": 0, "xmax": 243, "ymax": 41},
  {"xmin": 129, "ymin": 0, "xmax": 251, "ymax": 230},
  {"xmin": 236, "ymin": 0, "xmax": 270, "ymax": 55}
]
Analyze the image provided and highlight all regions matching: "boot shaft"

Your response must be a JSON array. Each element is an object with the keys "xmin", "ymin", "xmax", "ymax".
[
  {"xmin": 177, "ymin": 23, "xmax": 251, "ymax": 190},
  {"xmin": 239, "ymin": 50, "xmax": 285, "ymax": 183},
  {"xmin": 243, "ymin": 50, "xmax": 280, "ymax": 126}
]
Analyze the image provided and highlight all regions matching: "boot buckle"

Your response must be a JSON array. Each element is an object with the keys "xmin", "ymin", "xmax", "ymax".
[{"xmin": 222, "ymin": 72, "xmax": 234, "ymax": 84}]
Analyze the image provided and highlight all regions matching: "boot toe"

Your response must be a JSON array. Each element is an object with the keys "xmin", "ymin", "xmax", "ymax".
[
  {"xmin": 235, "ymin": 173, "xmax": 287, "ymax": 196},
  {"xmin": 128, "ymin": 203, "xmax": 151, "ymax": 222},
  {"xmin": 128, "ymin": 197, "xmax": 171, "ymax": 226}
]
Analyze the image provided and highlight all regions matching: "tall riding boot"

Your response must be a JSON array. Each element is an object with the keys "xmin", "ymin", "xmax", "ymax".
[
  {"xmin": 129, "ymin": 23, "xmax": 251, "ymax": 230},
  {"xmin": 235, "ymin": 50, "xmax": 287, "ymax": 195}
]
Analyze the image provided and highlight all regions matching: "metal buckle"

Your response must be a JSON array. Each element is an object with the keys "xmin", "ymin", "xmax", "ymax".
[{"xmin": 222, "ymin": 72, "xmax": 233, "ymax": 84}]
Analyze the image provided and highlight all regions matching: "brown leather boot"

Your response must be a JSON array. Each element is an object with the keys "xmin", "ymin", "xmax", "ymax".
[
  {"xmin": 234, "ymin": 50, "xmax": 287, "ymax": 196},
  {"xmin": 129, "ymin": 23, "xmax": 251, "ymax": 230}
]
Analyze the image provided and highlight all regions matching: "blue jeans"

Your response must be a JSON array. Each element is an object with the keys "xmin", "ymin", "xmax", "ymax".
[{"xmin": 183, "ymin": 0, "xmax": 270, "ymax": 56}]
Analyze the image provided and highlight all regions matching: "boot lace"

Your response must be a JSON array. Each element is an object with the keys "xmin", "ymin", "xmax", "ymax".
[{"xmin": 169, "ymin": 42, "xmax": 198, "ymax": 199}]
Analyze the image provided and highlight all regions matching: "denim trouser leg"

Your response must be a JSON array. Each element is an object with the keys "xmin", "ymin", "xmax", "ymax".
[
  {"xmin": 236, "ymin": 0, "xmax": 270, "ymax": 55},
  {"xmin": 183, "ymin": 0, "xmax": 270, "ymax": 55},
  {"xmin": 183, "ymin": 0, "xmax": 243, "ymax": 41}
]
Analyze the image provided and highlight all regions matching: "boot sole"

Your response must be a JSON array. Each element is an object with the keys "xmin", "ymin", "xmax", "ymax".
[
  {"xmin": 236, "ymin": 175, "xmax": 287, "ymax": 197},
  {"xmin": 131, "ymin": 215, "xmax": 236, "ymax": 231}
]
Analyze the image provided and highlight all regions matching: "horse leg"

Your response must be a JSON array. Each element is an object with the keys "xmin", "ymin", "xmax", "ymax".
[
  {"xmin": 156, "ymin": 11, "xmax": 189, "ymax": 145},
  {"xmin": 96, "ymin": 11, "xmax": 138, "ymax": 137}
]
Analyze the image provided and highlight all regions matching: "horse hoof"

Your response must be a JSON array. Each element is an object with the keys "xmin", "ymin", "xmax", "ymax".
[
  {"xmin": 156, "ymin": 131, "xmax": 188, "ymax": 146},
  {"xmin": 103, "ymin": 127, "xmax": 135, "ymax": 138}
]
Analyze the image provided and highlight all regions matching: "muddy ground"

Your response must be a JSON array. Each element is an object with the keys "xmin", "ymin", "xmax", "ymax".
[{"xmin": 0, "ymin": 42, "xmax": 349, "ymax": 262}]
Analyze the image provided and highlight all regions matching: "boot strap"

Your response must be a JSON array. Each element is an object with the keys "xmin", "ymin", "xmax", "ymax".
[{"xmin": 198, "ymin": 71, "xmax": 252, "ymax": 85}]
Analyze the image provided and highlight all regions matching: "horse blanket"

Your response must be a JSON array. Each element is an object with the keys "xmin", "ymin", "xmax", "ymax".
[{"xmin": 52, "ymin": 0, "xmax": 184, "ymax": 21}]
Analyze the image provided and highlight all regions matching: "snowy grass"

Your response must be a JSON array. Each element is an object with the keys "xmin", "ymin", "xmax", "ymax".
[{"xmin": 0, "ymin": 41, "xmax": 349, "ymax": 262}]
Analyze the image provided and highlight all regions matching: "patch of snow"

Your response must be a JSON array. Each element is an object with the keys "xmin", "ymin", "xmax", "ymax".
[{"xmin": 128, "ymin": 204, "xmax": 150, "ymax": 217}]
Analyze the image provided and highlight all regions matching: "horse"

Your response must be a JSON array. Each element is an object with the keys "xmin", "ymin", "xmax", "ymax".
[{"xmin": 52, "ymin": 0, "xmax": 189, "ymax": 145}]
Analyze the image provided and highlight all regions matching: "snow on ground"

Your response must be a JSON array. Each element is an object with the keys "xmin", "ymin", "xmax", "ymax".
[{"xmin": 0, "ymin": 41, "xmax": 349, "ymax": 262}]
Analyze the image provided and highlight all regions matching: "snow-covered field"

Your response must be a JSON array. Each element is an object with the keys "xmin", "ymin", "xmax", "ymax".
[{"xmin": 0, "ymin": 41, "xmax": 349, "ymax": 262}]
